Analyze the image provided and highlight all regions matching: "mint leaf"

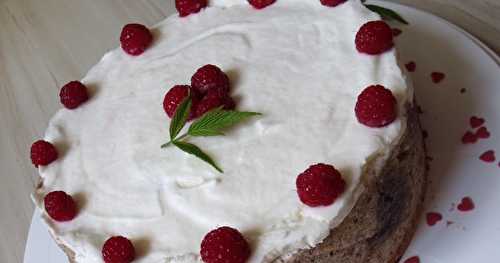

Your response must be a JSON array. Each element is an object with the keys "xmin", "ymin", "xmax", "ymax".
[
  {"xmin": 173, "ymin": 141, "xmax": 223, "ymax": 173},
  {"xmin": 169, "ymin": 96, "xmax": 192, "ymax": 140},
  {"xmin": 188, "ymin": 108, "xmax": 261, "ymax": 137},
  {"xmin": 365, "ymin": 4, "xmax": 409, "ymax": 25}
]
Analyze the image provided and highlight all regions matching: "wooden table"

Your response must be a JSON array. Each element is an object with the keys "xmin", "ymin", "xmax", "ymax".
[{"xmin": 0, "ymin": 1, "xmax": 498, "ymax": 262}]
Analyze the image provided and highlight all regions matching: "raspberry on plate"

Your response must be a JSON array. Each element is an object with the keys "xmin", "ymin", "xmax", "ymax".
[
  {"xmin": 355, "ymin": 85, "xmax": 397, "ymax": 128},
  {"xmin": 44, "ymin": 191, "xmax": 77, "ymax": 222},
  {"xmin": 120, "ymin": 23, "xmax": 153, "ymax": 56},
  {"xmin": 163, "ymin": 85, "xmax": 198, "ymax": 119},
  {"xmin": 176, "ymin": 0, "xmax": 208, "ymax": 17},
  {"xmin": 200, "ymin": 226, "xmax": 250, "ymax": 263},
  {"xmin": 320, "ymin": 0, "xmax": 347, "ymax": 7},
  {"xmin": 102, "ymin": 236, "xmax": 136, "ymax": 263},
  {"xmin": 59, "ymin": 81, "xmax": 89, "ymax": 109},
  {"xmin": 355, "ymin": 21, "xmax": 394, "ymax": 55},
  {"xmin": 30, "ymin": 140, "xmax": 58, "ymax": 167},
  {"xmin": 191, "ymin": 64, "xmax": 230, "ymax": 95},
  {"xmin": 248, "ymin": 0, "xmax": 276, "ymax": 9},
  {"xmin": 296, "ymin": 163, "xmax": 346, "ymax": 207}
]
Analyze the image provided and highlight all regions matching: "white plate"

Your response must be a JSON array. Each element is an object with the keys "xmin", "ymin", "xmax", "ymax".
[{"xmin": 23, "ymin": 2, "xmax": 500, "ymax": 263}]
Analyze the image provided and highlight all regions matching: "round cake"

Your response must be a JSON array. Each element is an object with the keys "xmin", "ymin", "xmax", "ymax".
[{"xmin": 31, "ymin": 0, "xmax": 426, "ymax": 262}]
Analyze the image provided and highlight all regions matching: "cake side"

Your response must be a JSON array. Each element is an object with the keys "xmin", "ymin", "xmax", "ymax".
[{"xmin": 285, "ymin": 104, "xmax": 426, "ymax": 262}]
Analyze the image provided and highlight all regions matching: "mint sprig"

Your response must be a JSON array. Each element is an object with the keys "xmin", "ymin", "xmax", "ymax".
[
  {"xmin": 162, "ymin": 98, "xmax": 261, "ymax": 173},
  {"xmin": 364, "ymin": 4, "xmax": 408, "ymax": 25}
]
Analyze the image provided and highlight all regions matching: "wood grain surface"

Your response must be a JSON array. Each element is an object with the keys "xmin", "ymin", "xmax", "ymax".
[{"xmin": 0, "ymin": 1, "xmax": 498, "ymax": 262}]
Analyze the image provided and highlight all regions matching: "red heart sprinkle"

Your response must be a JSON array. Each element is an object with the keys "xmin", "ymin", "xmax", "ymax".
[
  {"xmin": 461, "ymin": 131, "xmax": 477, "ymax": 144},
  {"xmin": 479, "ymin": 150, "xmax": 496, "ymax": 163},
  {"xmin": 405, "ymin": 61, "xmax": 416, "ymax": 72},
  {"xmin": 392, "ymin": 28, "xmax": 402, "ymax": 36},
  {"xmin": 404, "ymin": 256, "xmax": 420, "ymax": 263},
  {"xmin": 475, "ymin": 127, "xmax": 490, "ymax": 139},
  {"xmin": 431, "ymin": 72, "xmax": 446, "ymax": 83},
  {"xmin": 470, "ymin": 116, "xmax": 485, "ymax": 128},
  {"xmin": 457, "ymin": 197, "xmax": 475, "ymax": 212},
  {"xmin": 426, "ymin": 212, "xmax": 443, "ymax": 226}
]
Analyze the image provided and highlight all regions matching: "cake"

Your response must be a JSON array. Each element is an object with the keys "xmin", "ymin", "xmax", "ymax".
[{"xmin": 31, "ymin": 0, "xmax": 426, "ymax": 262}]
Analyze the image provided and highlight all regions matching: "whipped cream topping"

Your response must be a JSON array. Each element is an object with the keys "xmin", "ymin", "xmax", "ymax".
[{"xmin": 33, "ymin": 1, "xmax": 411, "ymax": 262}]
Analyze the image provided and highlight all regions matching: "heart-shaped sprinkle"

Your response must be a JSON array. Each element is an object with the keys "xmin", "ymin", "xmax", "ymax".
[
  {"xmin": 422, "ymin": 130, "xmax": 428, "ymax": 139},
  {"xmin": 479, "ymin": 150, "xmax": 496, "ymax": 163},
  {"xmin": 431, "ymin": 72, "xmax": 446, "ymax": 83},
  {"xmin": 426, "ymin": 212, "xmax": 443, "ymax": 226},
  {"xmin": 470, "ymin": 116, "xmax": 485, "ymax": 128},
  {"xmin": 475, "ymin": 127, "xmax": 490, "ymax": 139},
  {"xmin": 405, "ymin": 61, "xmax": 416, "ymax": 72},
  {"xmin": 404, "ymin": 256, "xmax": 420, "ymax": 263},
  {"xmin": 457, "ymin": 197, "xmax": 475, "ymax": 212},
  {"xmin": 392, "ymin": 28, "xmax": 402, "ymax": 37},
  {"xmin": 461, "ymin": 131, "xmax": 477, "ymax": 144}
]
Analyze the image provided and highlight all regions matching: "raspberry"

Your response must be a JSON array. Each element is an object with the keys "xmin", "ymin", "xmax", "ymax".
[
  {"xmin": 59, "ymin": 81, "xmax": 89, "ymax": 109},
  {"xmin": 191, "ymin": 64, "xmax": 230, "ymax": 95},
  {"xmin": 31, "ymin": 140, "xmax": 58, "ymax": 167},
  {"xmin": 355, "ymin": 21, "xmax": 394, "ymax": 55},
  {"xmin": 320, "ymin": 0, "xmax": 347, "ymax": 7},
  {"xmin": 176, "ymin": 0, "xmax": 208, "ymax": 17},
  {"xmin": 163, "ymin": 85, "xmax": 198, "ymax": 119},
  {"xmin": 296, "ymin": 163, "xmax": 346, "ymax": 207},
  {"xmin": 248, "ymin": 0, "xmax": 276, "ymax": 9},
  {"xmin": 355, "ymin": 85, "xmax": 397, "ymax": 128},
  {"xmin": 120, "ymin": 23, "xmax": 153, "ymax": 56},
  {"xmin": 194, "ymin": 89, "xmax": 233, "ymax": 118},
  {"xmin": 102, "ymin": 236, "xmax": 135, "ymax": 263},
  {"xmin": 44, "ymin": 191, "xmax": 77, "ymax": 222},
  {"xmin": 200, "ymin": 226, "xmax": 250, "ymax": 263}
]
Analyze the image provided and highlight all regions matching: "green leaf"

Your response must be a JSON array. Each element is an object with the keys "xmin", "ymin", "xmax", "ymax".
[
  {"xmin": 169, "ymin": 96, "xmax": 192, "ymax": 140},
  {"xmin": 365, "ymin": 4, "xmax": 409, "ymax": 25},
  {"xmin": 173, "ymin": 141, "xmax": 223, "ymax": 173},
  {"xmin": 188, "ymin": 108, "xmax": 261, "ymax": 137}
]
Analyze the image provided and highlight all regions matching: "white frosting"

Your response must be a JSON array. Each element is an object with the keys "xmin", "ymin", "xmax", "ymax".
[{"xmin": 33, "ymin": 1, "xmax": 411, "ymax": 262}]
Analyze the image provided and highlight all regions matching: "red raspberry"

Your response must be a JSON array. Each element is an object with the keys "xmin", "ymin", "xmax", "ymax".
[
  {"xmin": 200, "ymin": 226, "xmax": 250, "ymax": 263},
  {"xmin": 59, "ymin": 81, "xmax": 89, "ymax": 109},
  {"xmin": 194, "ymin": 89, "xmax": 234, "ymax": 117},
  {"xmin": 355, "ymin": 21, "xmax": 394, "ymax": 55},
  {"xmin": 191, "ymin": 64, "xmax": 230, "ymax": 95},
  {"xmin": 176, "ymin": 0, "xmax": 208, "ymax": 17},
  {"xmin": 355, "ymin": 85, "xmax": 397, "ymax": 128},
  {"xmin": 120, "ymin": 23, "xmax": 153, "ymax": 56},
  {"xmin": 44, "ymin": 191, "xmax": 77, "ymax": 222},
  {"xmin": 163, "ymin": 85, "xmax": 198, "ymax": 119},
  {"xmin": 31, "ymin": 140, "xmax": 58, "ymax": 167},
  {"xmin": 296, "ymin": 163, "xmax": 346, "ymax": 207},
  {"xmin": 320, "ymin": 0, "xmax": 347, "ymax": 7},
  {"xmin": 248, "ymin": 0, "xmax": 276, "ymax": 9},
  {"xmin": 102, "ymin": 236, "xmax": 135, "ymax": 263}
]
